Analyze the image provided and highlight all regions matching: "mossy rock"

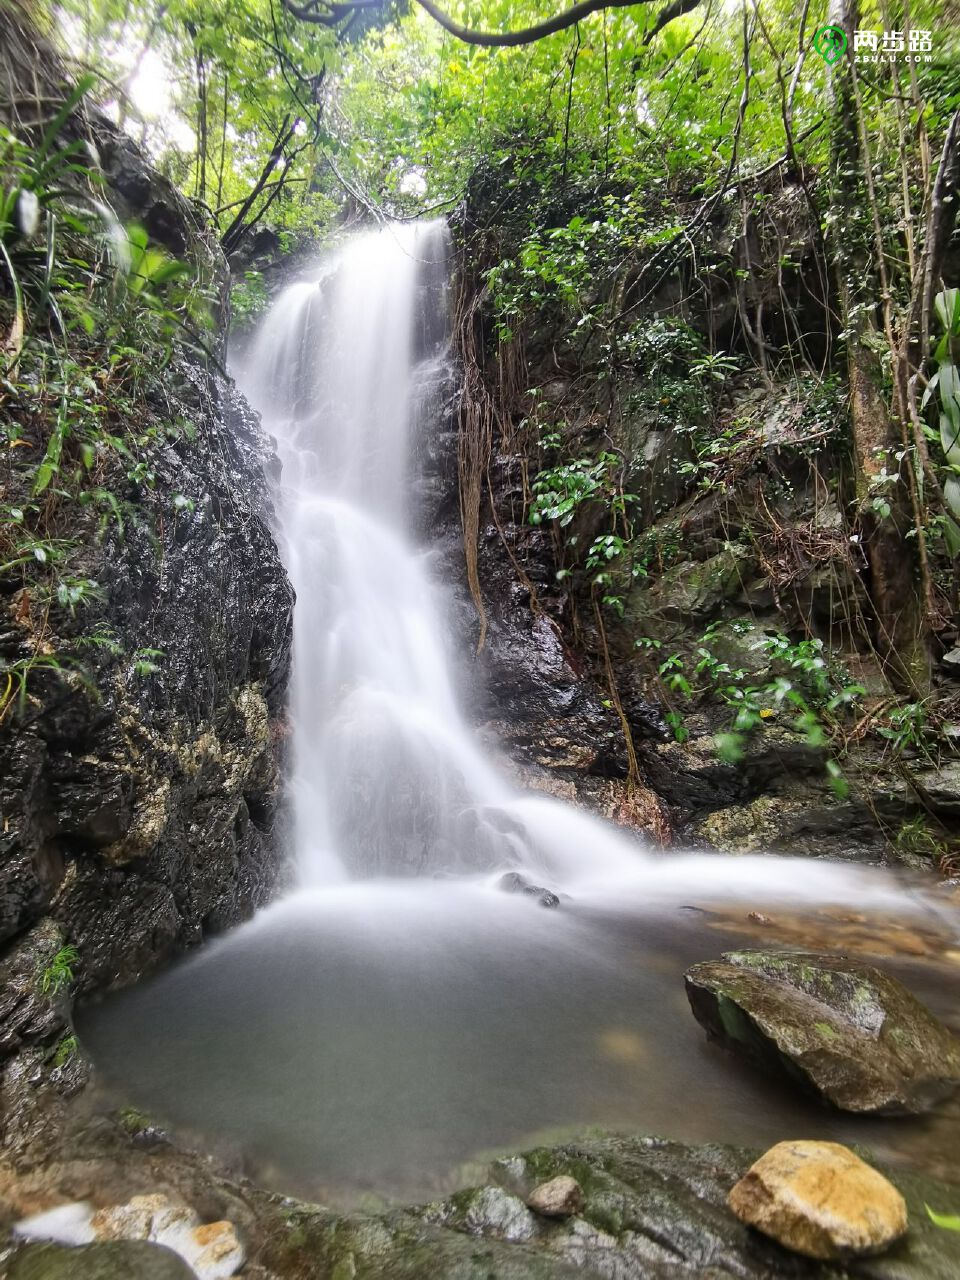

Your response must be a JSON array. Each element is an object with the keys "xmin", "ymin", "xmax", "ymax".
[
  {"xmin": 685, "ymin": 950, "xmax": 960, "ymax": 1114},
  {"xmin": 264, "ymin": 1134, "xmax": 960, "ymax": 1279},
  {"xmin": 625, "ymin": 543, "xmax": 756, "ymax": 633},
  {"xmin": 6, "ymin": 1241, "xmax": 196, "ymax": 1280}
]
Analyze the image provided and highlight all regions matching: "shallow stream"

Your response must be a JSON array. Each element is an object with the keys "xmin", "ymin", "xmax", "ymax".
[{"xmin": 80, "ymin": 874, "xmax": 960, "ymax": 1209}]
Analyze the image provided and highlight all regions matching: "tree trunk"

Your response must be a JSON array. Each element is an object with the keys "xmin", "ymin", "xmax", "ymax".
[{"xmin": 826, "ymin": 0, "xmax": 930, "ymax": 694}]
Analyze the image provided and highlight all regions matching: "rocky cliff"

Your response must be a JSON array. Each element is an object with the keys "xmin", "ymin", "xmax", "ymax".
[
  {"xmin": 0, "ymin": 7, "xmax": 293, "ymax": 1152},
  {"xmin": 438, "ymin": 175, "xmax": 960, "ymax": 867}
]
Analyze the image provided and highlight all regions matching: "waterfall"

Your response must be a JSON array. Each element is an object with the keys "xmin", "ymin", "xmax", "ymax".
[
  {"xmin": 72, "ymin": 223, "xmax": 957, "ymax": 1211},
  {"xmin": 237, "ymin": 221, "xmax": 926, "ymax": 910},
  {"xmin": 241, "ymin": 221, "xmax": 518, "ymax": 883}
]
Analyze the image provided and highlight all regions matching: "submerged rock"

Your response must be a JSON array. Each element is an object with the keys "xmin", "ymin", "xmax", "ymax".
[
  {"xmin": 685, "ymin": 950, "xmax": 960, "ymax": 1113},
  {"xmin": 727, "ymin": 1140, "xmax": 908, "ymax": 1260},
  {"xmin": 526, "ymin": 1175, "xmax": 584, "ymax": 1218},
  {"xmin": 497, "ymin": 872, "xmax": 560, "ymax": 908},
  {"xmin": 7, "ymin": 1241, "xmax": 197, "ymax": 1279}
]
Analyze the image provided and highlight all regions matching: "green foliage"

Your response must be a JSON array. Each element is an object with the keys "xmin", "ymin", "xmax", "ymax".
[
  {"xmin": 1, "ymin": 76, "xmax": 202, "ymax": 722},
  {"xmin": 924, "ymin": 288, "xmax": 960, "ymax": 553},
  {"xmin": 52, "ymin": 1034, "xmax": 79, "ymax": 1067},
  {"xmin": 118, "ymin": 1104, "xmax": 153, "ymax": 1132},
  {"xmin": 133, "ymin": 647, "xmax": 164, "ymax": 676},
  {"xmin": 56, "ymin": 0, "xmax": 341, "ymax": 245},
  {"xmin": 894, "ymin": 816, "xmax": 946, "ymax": 862},
  {"xmin": 529, "ymin": 452, "xmax": 628, "ymax": 528},
  {"xmin": 637, "ymin": 623, "xmax": 864, "ymax": 792},
  {"xmin": 926, "ymin": 1205, "xmax": 960, "ymax": 1232},
  {"xmin": 40, "ymin": 944, "xmax": 79, "ymax": 995},
  {"xmin": 231, "ymin": 269, "xmax": 269, "ymax": 327},
  {"xmin": 690, "ymin": 352, "xmax": 739, "ymax": 383},
  {"xmin": 877, "ymin": 702, "xmax": 935, "ymax": 758}
]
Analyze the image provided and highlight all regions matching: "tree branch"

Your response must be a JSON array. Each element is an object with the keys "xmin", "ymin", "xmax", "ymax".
[{"xmin": 283, "ymin": 0, "xmax": 702, "ymax": 47}]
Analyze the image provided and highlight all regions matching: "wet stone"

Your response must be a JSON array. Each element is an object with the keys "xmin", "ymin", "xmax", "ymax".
[
  {"xmin": 728, "ymin": 1140, "xmax": 908, "ymax": 1260},
  {"xmin": 7, "ymin": 1241, "xmax": 197, "ymax": 1280},
  {"xmin": 526, "ymin": 1176, "xmax": 584, "ymax": 1218},
  {"xmin": 497, "ymin": 872, "xmax": 561, "ymax": 908},
  {"xmin": 684, "ymin": 949, "xmax": 960, "ymax": 1113}
]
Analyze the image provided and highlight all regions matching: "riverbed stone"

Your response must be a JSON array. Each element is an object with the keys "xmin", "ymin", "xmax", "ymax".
[
  {"xmin": 727, "ymin": 1140, "xmax": 908, "ymax": 1260},
  {"xmin": 7, "ymin": 1241, "xmax": 197, "ymax": 1279},
  {"xmin": 685, "ymin": 949, "xmax": 960, "ymax": 1113},
  {"xmin": 526, "ymin": 1175, "xmax": 584, "ymax": 1217},
  {"xmin": 497, "ymin": 872, "xmax": 560, "ymax": 908}
]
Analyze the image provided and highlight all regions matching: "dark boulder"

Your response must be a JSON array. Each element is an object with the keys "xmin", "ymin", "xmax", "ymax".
[
  {"xmin": 498, "ymin": 872, "xmax": 560, "ymax": 908},
  {"xmin": 685, "ymin": 950, "xmax": 960, "ymax": 1114}
]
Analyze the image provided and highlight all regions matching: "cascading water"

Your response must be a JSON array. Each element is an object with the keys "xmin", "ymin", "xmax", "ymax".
[
  {"xmin": 240, "ymin": 217, "xmax": 662, "ymax": 890},
  {"xmin": 80, "ymin": 222, "xmax": 960, "ymax": 1206},
  {"xmin": 236, "ymin": 218, "xmax": 926, "ymax": 905},
  {"xmin": 240, "ymin": 221, "xmax": 515, "ymax": 883}
]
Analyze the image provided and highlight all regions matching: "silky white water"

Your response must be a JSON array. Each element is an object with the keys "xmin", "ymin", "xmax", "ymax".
[
  {"xmin": 237, "ymin": 220, "xmax": 941, "ymax": 914},
  {"xmin": 79, "ymin": 221, "xmax": 960, "ymax": 1207}
]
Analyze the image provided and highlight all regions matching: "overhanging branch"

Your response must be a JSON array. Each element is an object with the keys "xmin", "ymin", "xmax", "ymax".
[{"xmin": 282, "ymin": 0, "xmax": 702, "ymax": 47}]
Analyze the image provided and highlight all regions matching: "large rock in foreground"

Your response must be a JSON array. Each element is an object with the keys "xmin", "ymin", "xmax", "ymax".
[
  {"xmin": 685, "ymin": 950, "xmax": 960, "ymax": 1113},
  {"xmin": 5, "ymin": 1131, "xmax": 959, "ymax": 1279},
  {"xmin": 261, "ymin": 1135, "xmax": 959, "ymax": 1279},
  {"xmin": 728, "ymin": 1140, "xmax": 908, "ymax": 1260}
]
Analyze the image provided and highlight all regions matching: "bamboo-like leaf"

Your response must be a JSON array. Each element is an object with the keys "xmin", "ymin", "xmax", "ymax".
[
  {"xmin": 944, "ymin": 475, "xmax": 960, "ymax": 521},
  {"xmin": 940, "ymin": 411, "xmax": 960, "ymax": 467},
  {"xmin": 926, "ymin": 1204, "xmax": 960, "ymax": 1232},
  {"xmin": 37, "ymin": 74, "xmax": 96, "ymax": 162},
  {"xmin": 33, "ymin": 398, "xmax": 69, "ymax": 496},
  {"xmin": 943, "ymin": 515, "xmax": 960, "ymax": 559},
  {"xmin": 934, "ymin": 289, "xmax": 960, "ymax": 338}
]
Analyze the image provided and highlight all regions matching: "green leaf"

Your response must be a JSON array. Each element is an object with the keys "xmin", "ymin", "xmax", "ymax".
[
  {"xmin": 37, "ymin": 74, "xmax": 96, "ymax": 162},
  {"xmin": 945, "ymin": 476, "xmax": 960, "ymax": 521},
  {"xmin": 934, "ymin": 289, "xmax": 960, "ymax": 338},
  {"xmin": 925, "ymin": 1205, "xmax": 960, "ymax": 1232},
  {"xmin": 944, "ymin": 515, "xmax": 960, "ymax": 559}
]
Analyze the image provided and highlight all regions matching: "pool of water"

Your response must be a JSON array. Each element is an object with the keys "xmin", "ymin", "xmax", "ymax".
[{"xmin": 79, "ymin": 874, "xmax": 960, "ymax": 1208}]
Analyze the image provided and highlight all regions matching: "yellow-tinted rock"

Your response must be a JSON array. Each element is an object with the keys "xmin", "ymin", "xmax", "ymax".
[
  {"xmin": 526, "ymin": 1176, "xmax": 584, "ymax": 1218},
  {"xmin": 728, "ymin": 1140, "xmax": 907, "ymax": 1260}
]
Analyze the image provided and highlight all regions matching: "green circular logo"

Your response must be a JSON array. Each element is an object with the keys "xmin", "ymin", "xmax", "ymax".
[{"xmin": 812, "ymin": 25, "xmax": 848, "ymax": 65}]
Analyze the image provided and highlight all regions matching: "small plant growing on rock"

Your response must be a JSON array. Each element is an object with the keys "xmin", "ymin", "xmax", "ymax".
[
  {"xmin": 40, "ymin": 944, "xmax": 79, "ymax": 995},
  {"xmin": 52, "ymin": 1034, "xmax": 78, "ymax": 1067}
]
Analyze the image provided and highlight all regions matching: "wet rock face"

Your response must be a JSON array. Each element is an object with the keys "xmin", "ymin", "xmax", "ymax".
[
  {"xmin": 0, "ymin": 921, "xmax": 70, "ymax": 1060},
  {"xmin": 497, "ymin": 872, "xmax": 560, "ymax": 908},
  {"xmin": 417, "ymin": 369, "xmax": 664, "ymax": 835},
  {"xmin": 728, "ymin": 1141, "xmax": 908, "ymax": 1260},
  {"xmin": 685, "ymin": 950, "xmax": 960, "ymax": 1113},
  {"xmin": 0, "ymin": 369, "xmax": 293, "ymax": 1007},
  {"xmin": 0, "ymin": 22, "xmax": 294, "ymax": 1050}
]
